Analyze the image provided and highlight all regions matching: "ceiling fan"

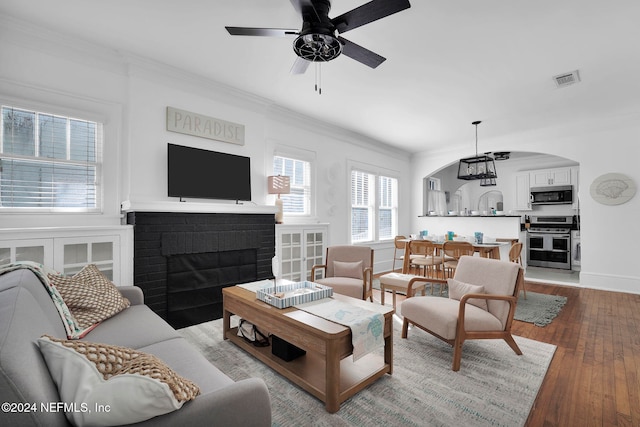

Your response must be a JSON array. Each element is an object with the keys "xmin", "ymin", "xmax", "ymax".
[{"xmin": 225, "ymin": 0, "xmax": 411, "ymax": 74}]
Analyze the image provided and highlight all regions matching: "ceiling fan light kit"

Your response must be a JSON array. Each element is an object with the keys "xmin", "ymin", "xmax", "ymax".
[
  {"xmin": 457, "ymin": 121, "xmax": 498, "ymax": 181},
  {"xmin": 293, "ymin": 33, "xmax": 342, "ymax": 62}
]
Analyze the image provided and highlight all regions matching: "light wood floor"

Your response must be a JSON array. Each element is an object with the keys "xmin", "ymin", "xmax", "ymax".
[{"xmin": 372, "ymin": 279, "xmax": 640, "ymax": 427}]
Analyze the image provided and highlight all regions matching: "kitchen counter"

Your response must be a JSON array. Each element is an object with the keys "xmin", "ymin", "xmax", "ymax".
[
  {"xmin": 418, "ymin": 215, "xmax": 522, "ymax": 218},
  {"xmin": 415, "ymin": 215, "xmax": 522, "ymax": 243}
]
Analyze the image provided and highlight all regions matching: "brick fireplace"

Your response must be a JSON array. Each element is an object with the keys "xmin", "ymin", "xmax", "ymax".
[{"xmin": 126, "ymin": 211, "xmax": 275, "ymax": 328}]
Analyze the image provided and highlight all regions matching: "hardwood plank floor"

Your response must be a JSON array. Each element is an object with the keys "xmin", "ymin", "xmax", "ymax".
[{"xmin": 372, "ymin": 278, "xmax": 640, "ymax": 427}]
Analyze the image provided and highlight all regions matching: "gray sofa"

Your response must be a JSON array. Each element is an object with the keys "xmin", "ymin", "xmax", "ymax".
[{"xmin": 0, "ymin": 268, "xmax": 271, "ymax": 426}]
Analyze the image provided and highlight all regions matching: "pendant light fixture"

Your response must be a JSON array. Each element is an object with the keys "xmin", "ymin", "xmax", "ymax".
[{"xmin": 457, "ymin": 121, "xmax": 498, "ymax": 181}]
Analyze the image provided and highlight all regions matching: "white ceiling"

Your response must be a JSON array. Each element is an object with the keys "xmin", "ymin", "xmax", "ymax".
[{"xmin": 2, "ymin": 0, "xmax": 640, "ymax": 153}]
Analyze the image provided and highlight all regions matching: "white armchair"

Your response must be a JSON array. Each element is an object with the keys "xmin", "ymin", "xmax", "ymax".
[
  {"xmin": 400, "ymin": 256, "xmax": 524, "ymax": 371},
  {"xmin": 311, "ymin": 245, "xmax": 374, "ymax": 301}
]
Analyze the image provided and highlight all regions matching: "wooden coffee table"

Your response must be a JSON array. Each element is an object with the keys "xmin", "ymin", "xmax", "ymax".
[{"xmin": 222, "ymin": 285, "xmax": 394, "ymax": 413}]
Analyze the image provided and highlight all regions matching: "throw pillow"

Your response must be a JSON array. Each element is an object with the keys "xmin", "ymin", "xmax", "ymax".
[
  {"xmin": 333, "ymin": 260, "xmax": 363, "ymax": 279},
  {"xmin": 38, "ymin": 335, "xmax": 200, "ymax": 427},
  {"xmin": 48, "ymin": 264, "xmax": 130, "ymax": 338},
  {"xmin": 447, "ymin": 278, "xmax": 489, "ymax": 311}
]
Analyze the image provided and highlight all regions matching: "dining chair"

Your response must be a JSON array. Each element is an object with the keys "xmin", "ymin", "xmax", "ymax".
[
  {"xmin": 409, "ymin": 239, "xmax": 443, "ymax": 279},
  {"xmin": 441, "ymin": 241, "xmax": 475, "ymax": 278},
  {"xmin": 311, "ymin": 245, "xmax": 374, "ymax": 301},
  {"xmin": 379, "ymin": 240, "xmax": 438, "ymax": 310},
  {"xmin": 400, "ymin": 256, "xmax": 524, "ymax": 371},
  {"xmin": 509, "ymin": 242, "xmax": 526, "ymax": 299},
  {"xmin": 392, "ymin": 235, "xmax": 407, "ymax": 272}
]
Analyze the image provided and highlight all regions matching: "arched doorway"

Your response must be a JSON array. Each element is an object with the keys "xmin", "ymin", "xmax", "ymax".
[{"xmin": 422, "ymin": 151, "xmax": 581, "ymax": 285}]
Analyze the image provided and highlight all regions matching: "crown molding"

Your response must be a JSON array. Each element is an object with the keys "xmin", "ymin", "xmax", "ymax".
[{"xmin": 265, "ymin": 104, "xmax": 411, "ymax": 161}]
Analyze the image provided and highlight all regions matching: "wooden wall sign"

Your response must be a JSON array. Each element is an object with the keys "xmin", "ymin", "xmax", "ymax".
[{"xmin": 166, "ymin": 106, "xmax": 245, "ymax": 145}]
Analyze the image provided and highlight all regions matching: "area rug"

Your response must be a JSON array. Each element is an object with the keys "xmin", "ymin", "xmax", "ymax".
[
  {"xmin": 373, "ymin": 279, "xmax": 567, "ymax": 327},
  {"xmin": 179, "ymin": 317, "xmax": 556, "ymax": 427},
  {"xmin": 515, "ymin": 292, "xmax": 567, "ymax": 327}
]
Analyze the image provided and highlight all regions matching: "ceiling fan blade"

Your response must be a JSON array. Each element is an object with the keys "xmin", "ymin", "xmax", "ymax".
[
  {"xmin": 332, "ymin": 0, "xmax": 411, "ymax": 34},
  {"xmin": 225, "ymin": 27, "xmax": 298, "ymax": 37},
  {"xmin": 338, "ymin": 37, "xmax": 386, "ymax": 68},
  {"xmin": 290, "ymin": 57, "xmax": 311, "ymax": 74},
  {"xmin": 289, "ymin": 0, "xmax": 321, "ymax": 22}
]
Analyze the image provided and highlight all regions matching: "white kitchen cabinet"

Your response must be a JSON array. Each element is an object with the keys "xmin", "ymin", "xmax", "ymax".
[
  {"xmin": 514, "ymin": 172, "xmax": 533, "ymax": 210},
  {"xmin": 276, "ymin": 224, "xmax": 328, "ymax": 281},
  {"xmin": 0, "ymin": 226, "xmax": 133, "ymax": 285},
  {"xmin": 530, "ymin": 167, "xmax": 571, "ymax": 187}
]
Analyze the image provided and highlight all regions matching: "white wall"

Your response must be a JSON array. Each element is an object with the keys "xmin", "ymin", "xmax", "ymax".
[
  {"xmin": 0, "ymin": 19, "xmax": 412, "ymax": 275},
  {"xmin": 411, "ymin": 116, "xmax": 640, "ymax": 294},
  {"xmin": 0, "ymin": 20, "xmax": 127, "ymax": 228}
]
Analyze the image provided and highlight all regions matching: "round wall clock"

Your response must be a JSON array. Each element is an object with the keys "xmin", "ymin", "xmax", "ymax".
[{"xmin": 590, "ymin": 173, "xmax": 636, "ymax": 205}]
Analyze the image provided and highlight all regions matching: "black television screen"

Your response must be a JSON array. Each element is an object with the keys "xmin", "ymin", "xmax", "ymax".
[{"xmin": 168, "ymin": 143, "xmax": 251, "ymax": 201}]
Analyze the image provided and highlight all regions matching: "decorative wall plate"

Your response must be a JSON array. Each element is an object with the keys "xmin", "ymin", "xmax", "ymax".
[{"xmin": 589, "ymin": 173, "xmax": 636, "ymax": 205}]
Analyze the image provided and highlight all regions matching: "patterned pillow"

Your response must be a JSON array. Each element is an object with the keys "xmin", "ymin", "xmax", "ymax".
[
  {"xmin": 48, "ymin": 264, "xmax": 130, "ymax": 338},
  {"xmin": 38, "ymin": 335, "xmax": 200, "ymax": 426}
]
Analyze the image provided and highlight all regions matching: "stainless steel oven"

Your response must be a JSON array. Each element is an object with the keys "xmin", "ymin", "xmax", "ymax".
[{"xmin": 527, "ymin": 216, "xmax": 573, "ymax": 269}]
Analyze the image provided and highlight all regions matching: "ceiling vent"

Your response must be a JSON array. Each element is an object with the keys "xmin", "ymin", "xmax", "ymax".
[{"xmin": 553, "ymin": 70, "xmax": 581, "ymax": 88}]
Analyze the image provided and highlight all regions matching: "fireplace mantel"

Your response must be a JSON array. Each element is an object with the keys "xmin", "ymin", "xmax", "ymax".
[{"xmin": 121, "ymin": 200, "xmax": 278, "ymax": 215}]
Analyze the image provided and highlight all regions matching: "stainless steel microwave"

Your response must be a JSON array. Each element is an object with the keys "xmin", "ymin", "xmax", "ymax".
[{"xmin": 530, "ymin": 185, "xmax": 573, "ymax": 205}]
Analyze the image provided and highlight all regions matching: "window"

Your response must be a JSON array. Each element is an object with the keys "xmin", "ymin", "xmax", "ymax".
[
  {"xmin": 351, "ymin": 169, "xmax": 398, "ymax": 243},
  {"xmin": 0, "ymin": 106, "xmax": 101, "ymax": 211},
  {"xmin": 378, "ymin": 176, "xmax": 398, "ymax": 240},
  {"xmin": 351, "ymin": 170, "xmax": 374, "ymax": 242},
  {"xmin": 273, "ymin": 155, "xmax": 311, "ymax": 216}
]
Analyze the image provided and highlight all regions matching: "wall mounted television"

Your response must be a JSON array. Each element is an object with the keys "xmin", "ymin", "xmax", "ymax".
[{"xmin": 167, "ymin": 143, "xmax": 251, "ymax": 202}]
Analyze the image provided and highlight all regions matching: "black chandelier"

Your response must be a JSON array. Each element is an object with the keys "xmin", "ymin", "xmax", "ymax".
[{"xmin": 457, "ymin": 121, "xmax": 498, "ymax": 181}]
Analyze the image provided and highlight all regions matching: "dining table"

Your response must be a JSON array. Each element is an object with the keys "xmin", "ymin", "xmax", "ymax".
[{"xmin": 400, "ymin": 238, "xmax": 507, "ymax": 260}]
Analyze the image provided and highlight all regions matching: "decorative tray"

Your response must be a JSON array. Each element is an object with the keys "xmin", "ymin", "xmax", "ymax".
[{"xmin": 256, "ymin": 281, "xmax": 333, "ymax": 309}]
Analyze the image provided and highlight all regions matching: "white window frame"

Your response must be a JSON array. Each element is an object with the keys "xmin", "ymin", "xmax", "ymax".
[
  {"xmin": 272, "ymin": 147, "xmax": 315, "ymax": 219},
  {"xmin": 0, "ymin": 103, "xmax": 103, "ymax": 213},
  {"xmin": 349, "ymin": 162, "xmax": 399, "ymax": 244}
]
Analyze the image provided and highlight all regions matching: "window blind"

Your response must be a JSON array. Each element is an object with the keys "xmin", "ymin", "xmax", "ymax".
[{"xmin": 0, "ymin": 106, "xmax": 101, "ymax": 211}]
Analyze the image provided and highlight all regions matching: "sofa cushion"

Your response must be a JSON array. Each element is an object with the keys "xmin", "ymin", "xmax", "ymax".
[
  {"xmin": 137, "ymin": 337, "xmax": 235, "ymax": 394},
  {"xmin": 82, "ymin": 304, "xmax": 182, "ymax": 349},
  {"xmin": 48, "ymin": 264, "xmax": 130, "ymax": 338},
  {"xmin": 38, "ymin": 335, "xmax": 200, "ymax": 427},
  {"xmin": 447, "ymin": 278, "xmax": 488, "ymax": 311},
  {"xmin": 2, "ymin": 262, "xmax": 82, "ymax": 341}
]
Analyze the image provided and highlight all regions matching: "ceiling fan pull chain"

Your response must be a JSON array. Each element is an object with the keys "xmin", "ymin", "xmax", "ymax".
[
  {"xmin": 315, "ymin": 63, "xmax": 318, "ymax": 93},
  {"xmin": 319, "ymin": 63, "xmax": 322, "ymax": 95}
]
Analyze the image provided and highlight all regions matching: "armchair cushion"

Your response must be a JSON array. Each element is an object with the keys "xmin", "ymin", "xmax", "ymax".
[
  {"xmin": 401, "ymin": 297, "xmax": 502, "ymax": 340},
  {"xmin": 447, "ymin": 279, "xmax": 488, "ymax": 311},
  {"xmin": 333, "ymin": 260, "xmax": 363, "ymax": 279},
  {"xmin": 315, "ymin": 277, "xmax": 363, "ymax": 300}
]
